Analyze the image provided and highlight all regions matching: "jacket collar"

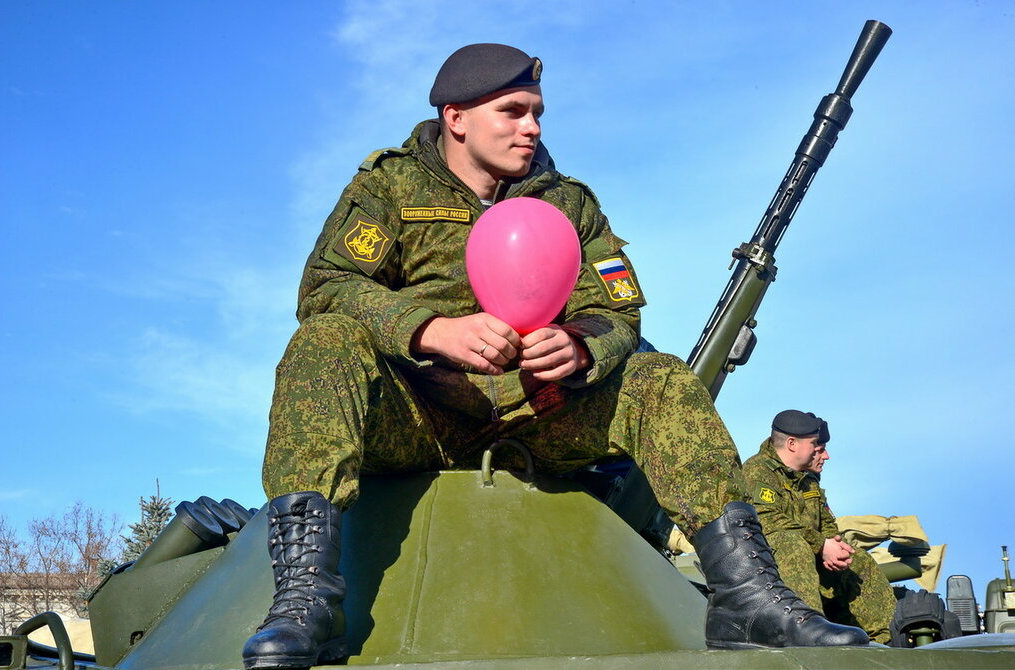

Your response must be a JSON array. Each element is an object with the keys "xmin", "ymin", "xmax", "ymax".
[{"xmin": 757, "ymin": 438, "xmax": 809, "ymax": 484}]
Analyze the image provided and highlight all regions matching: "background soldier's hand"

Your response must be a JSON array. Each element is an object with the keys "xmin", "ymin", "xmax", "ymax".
[
  {"xmin": 821, "ymin": 535, "xmax": 856, "ymax": 571},
  {"xmin": 412, "ymin": 313, "xmax": 520, "ymax": 374},
  {"xmin": 518, "ymin": 325, "xmax": 591, "ymax": 382}
]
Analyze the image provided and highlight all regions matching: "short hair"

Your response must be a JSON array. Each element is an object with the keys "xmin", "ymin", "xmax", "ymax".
[{"xmin": 771, "ymin": 429, "xmax": 790, "ymax": 450}]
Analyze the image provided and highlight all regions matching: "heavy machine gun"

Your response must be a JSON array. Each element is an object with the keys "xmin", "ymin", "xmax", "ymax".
[
  {"xmin": 687, "ymin": 19, "xmax": 892, "ymax": 397},
  {"xmin": 611, "ymin": 19, "xmax": 893, "ymax": 538}
]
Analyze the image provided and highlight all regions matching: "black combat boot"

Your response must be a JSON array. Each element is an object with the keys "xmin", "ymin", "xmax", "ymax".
[
  {"xmin": 693, "ymin": 501, "xmax": 870, "ymax": 649},
  {"xmin": 242, "ymin": 491, "xmax": 347, "ymax": 670}
]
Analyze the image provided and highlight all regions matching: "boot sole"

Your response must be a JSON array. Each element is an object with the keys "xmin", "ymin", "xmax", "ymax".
[
  {"xmin": 243, "ymin": 638, "xmax": 347, "ymax": 670},
  {"xmin": 706, "ymin": 640, "xmax": 766, "ymax": 650},
  {"xmin": 707, "ymin": 640, "xmax": 872, "ymax": 650}
]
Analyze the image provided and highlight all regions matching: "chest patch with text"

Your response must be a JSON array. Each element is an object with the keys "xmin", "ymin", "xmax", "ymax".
[{"xmin": 400, "ymin": 206, "xmax": 471, "ymax": 222}]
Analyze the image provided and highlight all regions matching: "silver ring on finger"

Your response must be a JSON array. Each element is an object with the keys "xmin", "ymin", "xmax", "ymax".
[{"xmin": 479, "ymin": 343, "xmax": 489, "ymax": 356}]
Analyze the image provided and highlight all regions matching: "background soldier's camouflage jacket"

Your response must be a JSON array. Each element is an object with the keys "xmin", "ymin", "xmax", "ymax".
[
  {"xmin": 742, "ymin": 438, "xmax": 895, "ymax": 643},
  {"xmin": 742, "ymin": 438, "xmax": 840, "ymax": 552},
  {"xmin": 296, "ymin": 119, "xmax": 646, "ymax": 401}
]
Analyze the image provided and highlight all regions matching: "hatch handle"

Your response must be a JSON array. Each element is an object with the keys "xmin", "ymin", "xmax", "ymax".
[
  {"xmin": 14, "ymin": 612, "xmax": 73, "ymax": 670},
  {"xmin": 481, "ymin": 439, "xmax": 535, "ymax": 487}
]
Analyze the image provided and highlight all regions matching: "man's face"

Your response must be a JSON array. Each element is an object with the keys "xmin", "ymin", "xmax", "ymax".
[
  {"xmin": 807, "ymin": 443, "xmax": 830, "ymax": 474},
  {"xmin": 785, "ymin": 435, "xmax": 820, "ymax": 471},
  {"xmin": 454, "ymin": 85, "xmax": 543, "ymax": 182}
]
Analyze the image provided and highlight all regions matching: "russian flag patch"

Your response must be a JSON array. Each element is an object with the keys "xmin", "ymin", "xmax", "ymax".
[{"xmin": 593, "ymin": 257, "xmax": 640, "ymax": 302}]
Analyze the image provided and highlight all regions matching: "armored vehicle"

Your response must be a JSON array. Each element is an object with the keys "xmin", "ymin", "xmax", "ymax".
[{"xmin": 3, "ymin": 19, "xmax": 1014, "ymax": 670}]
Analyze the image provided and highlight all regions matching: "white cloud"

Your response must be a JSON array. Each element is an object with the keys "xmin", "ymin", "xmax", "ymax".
[
  {"xmin": 0, "ymin": 488, "xmax": 33, "ymax": 501},
  {"xmin": 126, "ymin": 326, "xmax": 275, "ymax": 421},
  {"xmin": 109, "ymin": 260, "xmax": 296, "ymax": 455},
  {"xmin": 212, "ymin": 266, "xmax": 297, "ymax": 342}
]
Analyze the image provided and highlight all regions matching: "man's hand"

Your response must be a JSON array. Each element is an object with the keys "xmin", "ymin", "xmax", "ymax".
[
  {"xmin": 412, "ymin": 314, "xmax": 521, "ymax": 375},
  {"xmin": 517, "ymin": 325, "xmax": 591, "ymax": 382},
  {"xmin": 821, "ymin": 535, "xmax": 856, "ymax": 571}
]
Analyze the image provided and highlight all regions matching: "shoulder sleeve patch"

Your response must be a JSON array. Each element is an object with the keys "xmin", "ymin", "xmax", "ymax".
[
  {"xmin": 756, "ymin": 486, "xmax": 777, "ymax": 504},
  {"xmin": 591, "ymin": 256, "xmax": 641, "ymax": 303},
  {"xmin": 333, "ymin": 207, "xmax": 396, "ymax": 276}
]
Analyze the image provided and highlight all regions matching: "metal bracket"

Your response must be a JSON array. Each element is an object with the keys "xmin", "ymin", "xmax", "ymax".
[{"xmin": 729, "ymin": 242, "xmax": 777, "ymax": 279}]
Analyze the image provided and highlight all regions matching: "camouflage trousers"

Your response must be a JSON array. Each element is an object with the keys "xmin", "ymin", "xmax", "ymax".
[
  {"xmin": 767, "ymin": 531, "xmax": 895, "ymax": 644},
  {"xmin": 262, "ymin": 313, "xmax": 747, "ymax": 537}
]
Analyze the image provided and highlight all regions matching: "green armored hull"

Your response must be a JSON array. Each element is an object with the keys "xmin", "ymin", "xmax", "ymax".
[{"xmin": 7, "ymin": 469, "xmax": 1015, "ymax": 670}]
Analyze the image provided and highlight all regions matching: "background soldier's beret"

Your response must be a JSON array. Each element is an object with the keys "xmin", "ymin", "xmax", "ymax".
[
  {"xmin": 818, "ymin": 419, "xmax": 831, "ymax": 444},
  {"xmin": 429, "ymin": 43, "xmax": 542, "ymax": 107},
  {"xmin": 772, "ymin": 409, "xmax": 822, "ymax": 437}
]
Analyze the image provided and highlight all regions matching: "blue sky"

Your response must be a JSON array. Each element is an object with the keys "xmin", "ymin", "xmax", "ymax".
[{"xmin": 3, "ymin": 2, "xmax": 1013, "ymax": 607}]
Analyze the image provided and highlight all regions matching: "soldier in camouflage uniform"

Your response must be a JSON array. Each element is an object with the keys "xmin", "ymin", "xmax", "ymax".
[
  {"xmin": 243, "ymin": 45, "xmax": 869, "ymax": 669},
  {"xmin": 742, "ymin": 410, "xmax": 896, "ymax": 644}
]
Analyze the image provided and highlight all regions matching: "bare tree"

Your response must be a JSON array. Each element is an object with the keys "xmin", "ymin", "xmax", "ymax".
[
  {"xmin": 59, "ymin": 502, "xmax": 123, "ymax": 613},
  {"xmin": 0, "ymin": 516, "xmax": 31, "ymax": 634},
  {"xmin": 0, "ymin": 503, "xmax": 122, "ymax": 632}
]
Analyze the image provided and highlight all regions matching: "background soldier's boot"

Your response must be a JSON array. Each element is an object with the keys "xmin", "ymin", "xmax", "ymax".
[
  {"xmin": 243, "ymin": 491, "xmax": 347, "ymax": 670},
  {"xmin": 693, "ymin": 501, "xmax": 870, "ymax": 649}
]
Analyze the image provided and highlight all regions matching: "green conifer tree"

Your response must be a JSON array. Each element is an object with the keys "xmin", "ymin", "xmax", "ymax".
[{"xmin": 120, "ymin": 481, "xmax": 174, "ymax": 564}]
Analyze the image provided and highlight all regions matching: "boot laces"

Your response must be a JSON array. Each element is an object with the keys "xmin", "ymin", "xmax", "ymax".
[
  {"xmin": 260, "ymin": 509, "xmax": 326, "ymax": 628},
  {"xmin": 743, "ymin": 522, "xmax": 819, "ymax": 624}
]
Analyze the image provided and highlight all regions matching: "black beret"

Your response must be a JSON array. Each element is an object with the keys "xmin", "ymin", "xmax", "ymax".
[
  {"xmin": 429, "ymin": 43, "xmax": 542, "ymax": 107},
  {"xmin": 818, "ymin": 419, "xmax": 831, "ymax": 445},
  {"xmin": 772, "ymin": 409, "xmax": 822, "ymax": 438}
]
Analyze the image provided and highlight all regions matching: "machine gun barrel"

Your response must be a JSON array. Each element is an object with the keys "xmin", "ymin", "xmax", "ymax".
[{"xmin": 687, "ymin": 20, "xmax": 891, "ymax": 399}]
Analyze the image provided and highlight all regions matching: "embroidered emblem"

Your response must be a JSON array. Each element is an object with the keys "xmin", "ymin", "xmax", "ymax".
[
  {"xmin": 802, "ymin": 490, "xmax": 821, "ymax": 499},
  {"xmin": 345, "ymin": 220, "xmax": 391, "ymax": 263},
  {"xmin": 334, "ymin": 209, "xmax": 395, "ymax": 275},
  {"xmin": 593, "ymin": 257, "xmax": 640, "ymax": 302},
  {"xmin": 758, "ymin": 487, "xmax": 776, "ymax": 504},
  {"xmin": 532, "ymin": 58, "xmax": 543, "ymax": 81},
  {"xmin": 400, "ymin": 206, "xmax": 471, "ymax": 222}
]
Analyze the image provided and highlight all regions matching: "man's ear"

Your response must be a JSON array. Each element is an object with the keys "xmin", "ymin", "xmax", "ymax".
[
  {"xmin": 442, "ymin": 104, "xmax": 467, "ymax": 137},
  {"xmin": 785, "ymin": 436, "xmax": 798, "ymax": 453}
]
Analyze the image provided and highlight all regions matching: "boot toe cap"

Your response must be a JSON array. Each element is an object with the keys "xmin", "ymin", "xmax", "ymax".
[
  {"xmin": 810, "ymin": 621, "xmax": 870, "ymax": 647},
  {"xmin": 242, "ymin": 625, "xmax": 316, "ymax": 668}
]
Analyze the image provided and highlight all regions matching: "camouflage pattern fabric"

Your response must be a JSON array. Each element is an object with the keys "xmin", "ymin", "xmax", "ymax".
[
  {"xmin": 743, "ymin": 439, "xmax": 895, "ymax": 643},
  {"xmin": 262, "ymin": 119, "xmax": 748, "ymax": 538},
  {"xmin": 295, "ymin": 119, "xmax": 645, "ymax": 383}
]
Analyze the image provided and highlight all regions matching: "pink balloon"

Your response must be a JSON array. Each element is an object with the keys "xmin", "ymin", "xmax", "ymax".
[{"xmin": 466, "ymin": 197, "xmax": 581, "ymax": 335}]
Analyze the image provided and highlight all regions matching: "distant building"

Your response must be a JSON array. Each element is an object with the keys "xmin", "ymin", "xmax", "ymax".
[{"xmin": 1, "ymin": 571, "xmax": 84, "ymax": 634}]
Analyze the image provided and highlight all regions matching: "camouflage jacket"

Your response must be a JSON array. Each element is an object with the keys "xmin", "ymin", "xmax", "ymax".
[
  {"xmin": 742, "ymin": 438, "xmax": 839, "ymax": 554},
  {"xmin": 296, "ymin": 119, "xmax": 645, "ymax": 406}
]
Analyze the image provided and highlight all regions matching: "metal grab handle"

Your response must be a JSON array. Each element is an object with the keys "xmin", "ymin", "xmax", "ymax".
[
  {"xmin": 481, "ymin": 438, "xmax": 535, "ymax": 487},
  {"xmin": 14, "ymin": 611, "xmax": 74, "ymax": 670}
]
